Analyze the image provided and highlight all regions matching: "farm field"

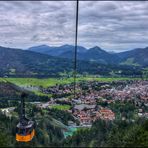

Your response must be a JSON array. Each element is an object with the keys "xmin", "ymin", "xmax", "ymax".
[
  {"xmin": 0, "ymin": 77, "xmax": 140, "ymax": 88},
  {"xmin": 0, "ymin": 77, "xmax": 140, "ymax": 97}
]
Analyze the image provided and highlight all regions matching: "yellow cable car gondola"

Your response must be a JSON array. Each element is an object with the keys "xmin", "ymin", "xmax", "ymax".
[{"xmin": 16, "ymin": 93, "xmax": 35, "ymax": 142}]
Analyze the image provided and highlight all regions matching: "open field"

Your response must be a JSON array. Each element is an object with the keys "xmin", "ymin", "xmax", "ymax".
[
  {"xmin": 50, "ymin": 104, "xmax": 71, "ymax": 110},
  {"xmin": 0, "ymin": 77, "xmax": 75, "ymax": 87},
  {"xmin": 0, "ymin": 77, "xmax": 140, "ymax": 97},
  {"xmin": 0, "ymin": 78, "xmax": 6, "ymax": 82},
  {"xmin": 0, "ymin": 77, "xmax": 140, "ymax": 88}
]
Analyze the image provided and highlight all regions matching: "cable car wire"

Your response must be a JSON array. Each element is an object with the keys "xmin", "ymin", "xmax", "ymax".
[{"xmin": 74, "ymin": 0, "xmax": 79, "ymax": 100}]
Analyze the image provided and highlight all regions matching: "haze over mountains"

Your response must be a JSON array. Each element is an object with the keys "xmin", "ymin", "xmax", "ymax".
[{"xmin": 28, "ymin": 44, "xmax": 148, "ymax": 66}]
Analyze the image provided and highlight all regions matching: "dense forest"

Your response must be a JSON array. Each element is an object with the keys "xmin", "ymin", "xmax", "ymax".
[
  {"xmin": 63, "ymin": 118, "xmax": 148, "ymax": 147},
  {"xmin": 0, "ymin": 108, "xmax": 147, "ymax": 147},
  {"xmin": 0, "ymin": 46, "xmax": 145, "ymax": 78}
]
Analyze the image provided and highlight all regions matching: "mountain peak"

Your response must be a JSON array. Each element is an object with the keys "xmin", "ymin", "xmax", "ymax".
[
  {"xmin": 33, "ymin": 44, "xmax": 49, "ymax": 48},
  {"xmin": 28, "ymin": 44, "xmax": 51, "ymax": 53},
  {"xmin": 93, "ymin": 46, "xmax": 101, "ymax": 49},
  {"xmin": 144, "ymin": 46, "xmax": 148, "ymax": 50},
  {"xmin": 89, "ymin": 46, "xmax": 107, "ymax": 53},
  {"xmin": 60, "ymin": 44, "xmax": 73, "ymax": 48}
]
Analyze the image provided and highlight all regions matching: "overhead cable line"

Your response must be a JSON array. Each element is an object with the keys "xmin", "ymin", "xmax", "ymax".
[{"xmin": 73, "ymin": 0, "xmax": 79, "ymax": 101}]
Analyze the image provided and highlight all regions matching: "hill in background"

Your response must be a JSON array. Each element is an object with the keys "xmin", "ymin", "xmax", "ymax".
[
  {"xmin": 0, "ymin": 45, "xmax": 144, "ymax": 77},
  {"xmin": 28, "ymin": 44, "xmax": 148, "ymax": 66}
]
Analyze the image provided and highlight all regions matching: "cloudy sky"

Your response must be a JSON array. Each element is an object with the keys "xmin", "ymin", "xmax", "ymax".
[{"xmin": 0, "ymin": 1, "xmax": 148, "ymax": 52}]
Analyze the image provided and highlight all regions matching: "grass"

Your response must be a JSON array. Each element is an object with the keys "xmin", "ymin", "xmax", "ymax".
[
  {"xmin": 0, "ymin": 78, "xmax": 7, "ymax": 82},
  {"xmin": 50, "ymin": 104, "xmax": 71, "ymax": 110},
  {"xmin": 31, "ymin": 90, "xmax": 52, "ymax": 97},
  {"xmin": 0, "ymin": 78, "xmax": 75, "ymax": 87},
  {"xmin": 0, "ymin": 77, "xmax": 140, "ymax": 96},
  {"xmin": 0, "ymin": 77, "xmax": 140, "ymax": 88},
  {"xmin": 79, "ymin": 77, "xmax": 140, "ymax": 82}
]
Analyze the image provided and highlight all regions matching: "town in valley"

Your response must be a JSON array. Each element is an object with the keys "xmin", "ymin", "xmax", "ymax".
[{"xmin": 2, "ymin": 79, "xmax": 147, "ymax": 128}]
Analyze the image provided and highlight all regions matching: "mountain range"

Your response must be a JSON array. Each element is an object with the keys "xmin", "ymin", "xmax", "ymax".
[
  {"xmin": 0, "ymin": 46, "xmax": 74, "ymax": 77},
  {"xmin": 0, "ymin": 45, "xmax": 146, "ymax": 77},
  {"xmin": 28, "ymin": 44, "xmax": 148, "ymax": 66}
]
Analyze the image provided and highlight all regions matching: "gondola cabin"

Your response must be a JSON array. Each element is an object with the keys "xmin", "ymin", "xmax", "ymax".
[
  {"xmin": 16, "ymin": 120, "xmax": 35, "ymax": 142},
  {"xmin": 16, "ymin": 92, "xmax": 35, "ymax": 142}
]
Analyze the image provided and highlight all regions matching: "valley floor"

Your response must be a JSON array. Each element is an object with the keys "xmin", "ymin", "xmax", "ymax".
[{"xmin": 0, "ymin": 76, "xmax": 147, "ymax": 146}]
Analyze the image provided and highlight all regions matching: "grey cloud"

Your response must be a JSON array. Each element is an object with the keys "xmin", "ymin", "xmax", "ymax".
[
  {"xmin": 0, "ymin": 1, "xmax": 76, "ymax": 48},
  {"xmin": 78, "ymin": 1, "xmax": 148, "ymax": 51},
  {"xmin": 0, "ymin": 1, "xmax": 148, "ymax": 51}
]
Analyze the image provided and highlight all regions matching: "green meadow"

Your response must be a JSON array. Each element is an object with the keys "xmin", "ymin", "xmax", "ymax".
[
  {"xmin": 50, "ymin": 104, "xmax": 71, "ymax": 110},
  {"xmin": 0, "ymin": 77, "xmax": 140, "ymax": 88},
  {"xmin": 0, "ymin": 76, "xmax": 140, "ymax": 97}
]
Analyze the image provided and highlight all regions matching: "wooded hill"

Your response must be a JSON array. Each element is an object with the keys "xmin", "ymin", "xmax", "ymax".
[{"xmin": 0, "ymin": 46, "xmax": 143, "ymax": 77}]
